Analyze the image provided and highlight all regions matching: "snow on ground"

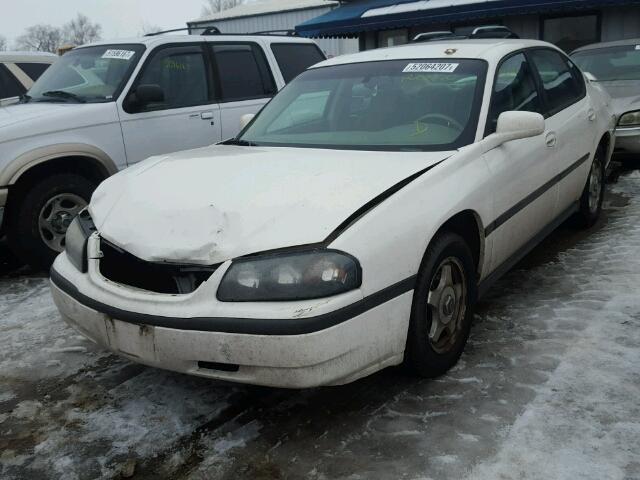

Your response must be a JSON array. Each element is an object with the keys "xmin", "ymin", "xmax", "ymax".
[{"xmin": 1, "ymin": 169, "xmax": 640, "ymax": 479}]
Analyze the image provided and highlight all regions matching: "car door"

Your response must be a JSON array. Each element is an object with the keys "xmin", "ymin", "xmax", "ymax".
[
  {"xmin": 118, "ymin": 43, "xmax": 221, "ymax": 165},
  {"xmin": 209, "ymin": 42, "xmax": 277, "ymax": 140},
  {"xmin": 483, "ymin": 52, "xmax": 558, "ymax": 272},
  {"xmin": 528, "ymin": 48, "xmax": 593, "ymax": 214}
]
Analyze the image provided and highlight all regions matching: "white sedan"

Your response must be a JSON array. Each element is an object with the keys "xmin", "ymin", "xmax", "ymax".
[{"xmin": 50, "ymin": 39, "xmax": 615, "ymax": 388}]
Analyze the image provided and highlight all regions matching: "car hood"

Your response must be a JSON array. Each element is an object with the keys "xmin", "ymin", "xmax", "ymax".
[
  {"xmin": 0, "ymin": 102, "xmax": 113, "ymax": 143},
  {"xmin": 597, "ymin": 80, "xmax": 640, "ymax": 116},
  {"xmin": 90, "ymin": 145, "xmax": 452, "ymax": 265}
]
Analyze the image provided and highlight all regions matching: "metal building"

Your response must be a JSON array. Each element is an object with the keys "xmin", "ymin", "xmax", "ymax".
[
  {"xmin": 296, "ymin": 0, "xmax": 640, "ymax": 52},
  {"xmin": 187, "ymin": 0, "xmax": 359, "ymax": 57}
]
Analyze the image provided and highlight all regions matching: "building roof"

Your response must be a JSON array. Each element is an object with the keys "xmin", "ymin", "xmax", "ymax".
[
  {"xmin": 297, "ymin": 0, "xmax": 640, "ymax": 38},
  {"xmin": 191, "ymin": 0, "xmax": 338, "ymax": 24}
]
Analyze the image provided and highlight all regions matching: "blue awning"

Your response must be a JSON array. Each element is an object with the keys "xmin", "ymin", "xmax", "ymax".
[{"xmin": 296, "ymin": 0, "xmax": 640, "ymax": 38}]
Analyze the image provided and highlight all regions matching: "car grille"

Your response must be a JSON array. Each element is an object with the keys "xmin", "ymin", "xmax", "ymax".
[{"xmin": 99, "ymin": 239, "xmax": 219, "ymax": 294}]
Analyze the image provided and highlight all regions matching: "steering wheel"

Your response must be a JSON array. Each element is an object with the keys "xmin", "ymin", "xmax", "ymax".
[{"xmin": 414, "ymin": 113, "xmax": 464, "ymax": 132}]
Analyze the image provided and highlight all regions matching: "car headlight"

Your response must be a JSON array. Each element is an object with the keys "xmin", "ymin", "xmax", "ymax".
[
  {"xmin": 618, "ymin": 110, "xmax": 640, "ymax": 127},
  {"xmin": 64, "ymin": 210, "xmax": 95, "ymax": 273},
  {"xmin": 217, "ymin": 250, "xmax": 362, "ymax": 302}
]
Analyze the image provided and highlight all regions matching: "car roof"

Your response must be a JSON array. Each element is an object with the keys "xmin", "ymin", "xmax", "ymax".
[
  {"xmin": 314, "ymin": 38, "xmax": 556, "ymax": 68},
  {"xmin": 572, "ymin": 38, "xmax": 640, "ymax": 54},
  {"xmin": 0, "ymin": 51, "xmax": 57, "ymax": 63},
  {"xmin": 81, "ymin": 34, "xmax": 317, "ymax": 50}
]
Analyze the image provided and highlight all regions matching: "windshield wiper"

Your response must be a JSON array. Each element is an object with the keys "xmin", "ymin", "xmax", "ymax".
[
  {"xmin": 222, "ymin": 138, "xmax": 258, "ymax": 146},
  {"xmin": 41, "ymin": 90, "xmax": 86, "ymax": 103},
  {"xmin": 19, "ymin": 94, "xmax": 31, "ymax": 103}
]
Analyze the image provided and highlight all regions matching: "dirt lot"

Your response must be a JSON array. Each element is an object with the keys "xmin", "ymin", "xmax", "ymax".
[{"xmin": 1, "ymin": 168, "xmax": 639, "ymax": 480}]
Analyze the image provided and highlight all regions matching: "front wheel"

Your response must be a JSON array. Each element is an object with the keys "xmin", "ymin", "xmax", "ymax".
[
  {"xmin": 7, "ymin": 174, "xmax": 95, "ymax": 270},
  {"xmin": 405, "ymin": 232, "xmax": 477, "ymax": 378},
  {"xmin": 576, "ymin": 148, "xmax": 605, "ymax": 228}
]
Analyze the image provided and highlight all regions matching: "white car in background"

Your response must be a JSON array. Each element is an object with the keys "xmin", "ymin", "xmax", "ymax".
[
  {"xmin": 0, "ymin": 51, "xmax": 56, "ymax": 106},
  {"xmin": 51, "ymin": 39, "xmax": 614, "ymax": 388},
  {"xmin": 0, "ymin": 33, "xmax": 325, "ymax": 269}
]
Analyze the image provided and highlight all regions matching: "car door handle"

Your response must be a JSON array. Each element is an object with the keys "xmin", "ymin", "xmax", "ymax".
[
  {"xmin": 545, "ymin": 132, "xmax": 557, "ymax": 148},
  {"xmin": 588, "ymin": 109, "xmax": 597, "ymax": 121},
  {"xmin": 200, "ymin": 111, "xmax": 214, "ymax": 120}
]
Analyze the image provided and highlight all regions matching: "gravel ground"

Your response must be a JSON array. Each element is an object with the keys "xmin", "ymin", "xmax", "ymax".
[{"xmin": 1, "ymin": 167, "xmax": 639, "ymax": 480}]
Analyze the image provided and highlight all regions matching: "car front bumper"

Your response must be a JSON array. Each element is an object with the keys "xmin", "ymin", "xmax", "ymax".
[
  {"xmin": 50, "ymin": 248, "xmax": 413, "ymax": 388},
  {"xmin": 614, "ymin": 126, "xmax": 640, "ymax": 154}
]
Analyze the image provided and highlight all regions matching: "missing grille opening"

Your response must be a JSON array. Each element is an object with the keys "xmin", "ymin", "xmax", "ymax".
[{"xmin": 99, "ymin": 240, "xmax": 219, "ymax": 294}]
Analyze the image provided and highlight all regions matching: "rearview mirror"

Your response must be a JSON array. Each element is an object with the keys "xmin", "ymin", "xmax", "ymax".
[
  {"xmin": 240, "ymin": 113, "xmax": 255, "ymax": 130},
  {"xmin": 135, "ymin": 84, "xmax": 164, "ymax": 105},
  {"xmin": 495, "ymin": 111, "xmax": 545, "ymax": 143}
]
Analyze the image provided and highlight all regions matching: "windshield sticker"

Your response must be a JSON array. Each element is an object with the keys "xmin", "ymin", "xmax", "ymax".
[
  {"xmin": 102, "ymin": 49, "xmax": 136, "ymax": 60},
  {"xmin": 403, "ymin": 63, "xmax": 459, "ymax": 73}
]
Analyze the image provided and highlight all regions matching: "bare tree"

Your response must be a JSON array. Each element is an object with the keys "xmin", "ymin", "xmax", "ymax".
[
  {"xmin": 201, "ymin": 0, "xmax": 244, "ymax": 16},
  {"xmin": 16, "ymin": 25, "xmax": 62, "ymax": 53},
  {"xmin": 64, "ymin": 13, "xmax": 102, "ymax": 46},
  {"xmin": 0, "ymin": 35, "xmax": 7, "ymax": 52}
]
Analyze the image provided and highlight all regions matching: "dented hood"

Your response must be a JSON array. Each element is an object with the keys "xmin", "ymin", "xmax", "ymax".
[{"xmin": 90, "ymin": 145, "xmax": 451, "ymax": 264}]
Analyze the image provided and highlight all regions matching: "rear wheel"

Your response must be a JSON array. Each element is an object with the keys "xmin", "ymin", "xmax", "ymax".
[
  {"xmin": 7, "ymin": 174, "xmax": 95, "ymax": 270},
  {"xmin": 576, "ymin": 147, "xmax": 605, "ymax": 228},
  {"xmin": 406, "ymin": 232, "xmax": 477, "ymax": 378}
]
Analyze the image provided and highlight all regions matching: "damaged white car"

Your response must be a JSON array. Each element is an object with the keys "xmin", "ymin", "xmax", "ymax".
[{"xmin": 50, "ymin": 39, "xmax": 615, "ymax": 388}]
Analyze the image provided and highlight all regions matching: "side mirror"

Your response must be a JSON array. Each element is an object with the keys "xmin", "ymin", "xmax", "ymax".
[
  {"xmin": 240, "ymin": 113, "xmax": 255, "ymax": 130},
  {"xmin": 135, "ymin": 84, "xmax": 165, "ymax": 105},
  {"xmin": 494, "ymin": 111, "xmax": 545, "ymax": 144}
]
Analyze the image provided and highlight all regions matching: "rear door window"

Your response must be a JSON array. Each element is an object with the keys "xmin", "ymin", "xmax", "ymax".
[
  {"xmin": 529, "ymin": 48, "xmax": 585, "ymax": 116},
  {"xmin": 211, "ymin": 43, "xmax": 276, "ymax": 102},
  {"xmin": 0, "ymin": 64, "xmax": 26, "ymax": 99},
  {"xmin": 16, "ymin": 62, "xmax": 51, "ymax": 81},
  {"xmin": 271, "ymin": 43, "xmax": 326, "ymax": 83}
]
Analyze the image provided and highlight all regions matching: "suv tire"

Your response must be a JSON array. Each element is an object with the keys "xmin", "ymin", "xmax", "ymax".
[{"xmin": 7, "ymin": 174, "xmax": 96, "ymax": 270}]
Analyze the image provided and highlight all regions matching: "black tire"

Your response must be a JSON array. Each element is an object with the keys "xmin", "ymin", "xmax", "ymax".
[
  {"xmin": 6, "ymin": 174, "xmax": 96, "ymax": 271},
  {"xmin": 576, "ymin": 147, "xmax": 606, "ymax": 228},
  {"xmin": 406, "ymin": 232, "xmax": 477, "ymax": 378}
]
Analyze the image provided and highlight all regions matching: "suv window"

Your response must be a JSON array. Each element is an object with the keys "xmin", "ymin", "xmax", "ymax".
[
  {"xmin": 16, "ymin": 62, "xmax": 51, "ymax": 82},
  {"xmin": 271, "ymin": 43, "xmax": 326, "ymax": 83},
  {"xmin": 212, "ymin": 43, "xmax": 275, "ymax": 102},
  {"xmin": 529, "ymin": 49, "xmax": 584, "ymax": 115},
  {"xmin": 0, "ymin": 64, "xmax": 26, "ymax": 99},
  {"xmin": 136, "ymin": 45, "xmax": 209, "ymax": 111},
  {"xmin": 486, "ymin": 53, "xmax": 542, "ymax": 134}
]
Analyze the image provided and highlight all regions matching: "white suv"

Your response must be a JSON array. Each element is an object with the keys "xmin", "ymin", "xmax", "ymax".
[
  {"xmin": 0, "ymin": 34, "xmax": 325, "ymax": 268},
  {"xmin": 0, "ymin": 51, "xmax": 57, "ymax": 106}
]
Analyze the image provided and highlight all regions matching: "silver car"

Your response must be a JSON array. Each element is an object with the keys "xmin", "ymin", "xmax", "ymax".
[{"xmin": 572, "ymin": 39, "xmax": 640, "ymax": 155}]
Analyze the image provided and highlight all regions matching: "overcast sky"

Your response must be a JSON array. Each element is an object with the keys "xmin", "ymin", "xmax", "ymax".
[{"xmin": 1, "ymin": 0, "xmax": 212, "ymax": 45}]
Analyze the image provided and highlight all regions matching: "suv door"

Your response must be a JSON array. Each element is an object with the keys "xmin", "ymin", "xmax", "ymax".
[
  {"xmin": 118, "ymin": 44, "xmax": 221, "ymax": 164},
  {"xmin": 528, "ymin": 48, "xmax": 593, "ymax": 214},
  {"xmin": 483, "ymin": 52, "xmax": 558, "ymax": 272},
  {"xmin": 209, "ymin": 42, "xmax": 277, "ymax": 140}
]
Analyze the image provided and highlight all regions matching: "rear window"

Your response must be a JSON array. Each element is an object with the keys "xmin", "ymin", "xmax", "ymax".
[
  {"xmin": 0, "ymin": 64, "xmax": 25, "ymax": 99},
  {"xmin": 271, "ymin": 43, "xmax": 326, "ymax": 83},
  {"xmin": 16, "ymin": 62, "xmax": 51, "ymax": 81}
]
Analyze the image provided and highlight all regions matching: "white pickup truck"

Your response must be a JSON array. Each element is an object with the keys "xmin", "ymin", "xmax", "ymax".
[{"xmin": 0, "ymin": 33, "xmax": 325, "ymax": 269}]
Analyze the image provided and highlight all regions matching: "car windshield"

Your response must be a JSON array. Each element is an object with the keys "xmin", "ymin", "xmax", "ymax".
[
  {"xmin": 572, "ymin": 44, "xmax": 640, "ymax": 81},
  {"xmin": 26, "ymin": 44, "xmax": 144, "ymax": 103},
  {"xmin": 239, "ymin": 59, "xmax": 487, "ymax": 151}
]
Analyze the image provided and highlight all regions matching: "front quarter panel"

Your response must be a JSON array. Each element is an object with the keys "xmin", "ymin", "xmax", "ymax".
[{"xmin": 329, "ymin": 150, "xmax": 493, "ymax": 298}]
